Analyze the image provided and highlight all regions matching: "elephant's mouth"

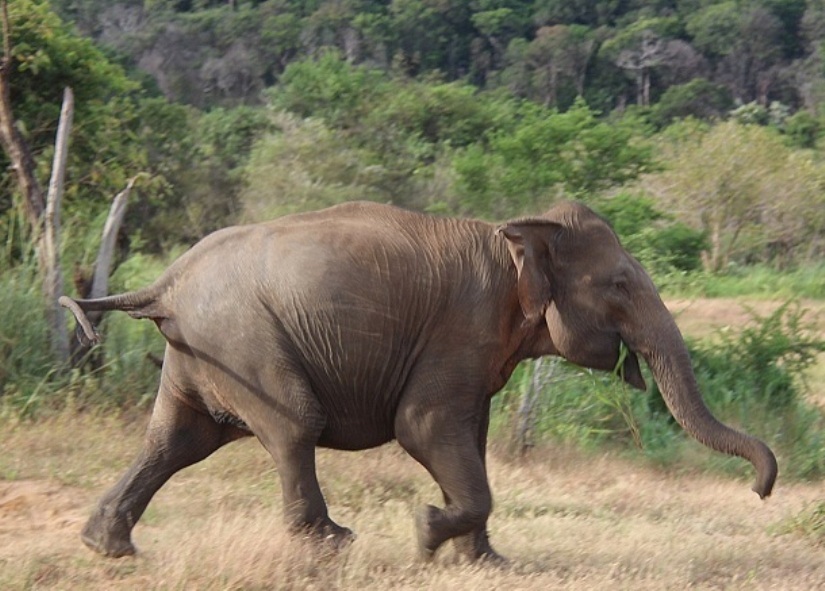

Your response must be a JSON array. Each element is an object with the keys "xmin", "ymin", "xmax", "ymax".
[{"xmin": 617, "ymin": 345, "xmax": 647, "ymax": 391}]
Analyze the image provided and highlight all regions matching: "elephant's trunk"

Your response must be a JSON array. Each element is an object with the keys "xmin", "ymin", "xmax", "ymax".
[{"xmin": 641, "ymin": 312, "xmax": 777, "ymax": 499}]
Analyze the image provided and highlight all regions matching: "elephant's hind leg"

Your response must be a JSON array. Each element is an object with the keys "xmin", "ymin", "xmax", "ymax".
[
  {"xmin": 237, "ymin": 367, "xmax": 353, "ymax": 548},
  {"xmin": 81, "ymin": 385, "xmax": 245, "ymax": 557}
]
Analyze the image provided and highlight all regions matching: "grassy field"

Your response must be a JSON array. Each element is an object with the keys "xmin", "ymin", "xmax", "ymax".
[{"xmin": 1, "ymin": 298, "xmax": 825, "ymax": 590}]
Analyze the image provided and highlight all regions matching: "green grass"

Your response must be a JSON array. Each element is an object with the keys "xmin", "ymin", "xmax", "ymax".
[{"xmin": 658, "ymin": 263, "xmax": 825, "ymax": 300}]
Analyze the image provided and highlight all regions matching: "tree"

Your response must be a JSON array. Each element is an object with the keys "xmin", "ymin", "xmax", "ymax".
[
  {"xmin": 642, "ymin": 119, "xmax": 825, "ymax": 271},
  {"xmin": 0, "ymin": 0, "xmax": 141, "ymax": 224},
  {"xmin": 650, "ymin": 78, "xmax": 733, "ymax": 127},
  {"xmin": 602, "ymin": 19, "xmax": 685, "ymax": 107},
  {"xmin": 454, "ymin": 98, "xmax": 655, "ymax": 217},
  {"xmin": 0, "ymin": 2, "xmax": 72, "ymax": 364},
  {"xmin": 687, "ymin": 2, "xmax": 784, "ymax": 105}
]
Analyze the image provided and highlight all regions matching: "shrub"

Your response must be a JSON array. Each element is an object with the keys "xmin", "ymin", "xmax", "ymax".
[
  {"xmin": 596, "ymin": 193, "xmax": 708, "ymax": 274},
  {"xmin": 646, "ymin": 301, "xmax": 825, "ymax": 478}
]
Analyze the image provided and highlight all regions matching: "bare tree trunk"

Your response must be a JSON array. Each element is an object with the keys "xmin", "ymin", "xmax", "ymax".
[
  {"xmin": 90, "ymin": 176, "xmax": 139, "ymax": 300},
  {"xmin": 702, "ymin": 218, "xmax": 724, "ymax": 273},
  {"xmin": 70, "ymin": 176, "xmax": 141, "ymax": 366},
  {"xmin": 41, "ymin": 88, "xmax": 74, "ymax": 366}
]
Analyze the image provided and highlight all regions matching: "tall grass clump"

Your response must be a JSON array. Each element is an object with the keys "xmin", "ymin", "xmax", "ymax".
[
  {"xmin": 779, "ymin": 501, "xmax": 825, "ymax": 548},
  {"xmin": 494, "ymin": 301, "xmax": 825, "ymax": 480},
  {"xmin": 1, "ymin": 246, "xmax": 167, "ymax": 418},
  {"xmin": 0, "ymin": 261, "xmax": 63, "ymax": 417}
]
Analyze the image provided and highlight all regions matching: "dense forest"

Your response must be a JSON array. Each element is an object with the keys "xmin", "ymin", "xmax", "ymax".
[
  {"xmin": 53, "ymin": 0, "xmax": 821, "ymax": 113},
  {"xmin": 4, "ymin": 0, "xmax": 825, "ymax": 268}
]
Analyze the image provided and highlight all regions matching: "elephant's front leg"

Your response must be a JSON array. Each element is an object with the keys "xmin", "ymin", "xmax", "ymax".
[
  {"xmin": 396, "ymin": 393, "xmax": 504, "ymax": 562},
  {"xmin": 446, "ymin": 398, "xmax": 507, "ymax": 564}
]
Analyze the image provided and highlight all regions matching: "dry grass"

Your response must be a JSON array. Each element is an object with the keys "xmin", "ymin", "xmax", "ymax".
[
  {"xmin": 2, "ymin": 411, "xmax": 825, "ymax": 590},
  {"xmin": 2, "ymin": 297, "xmax": 825, "ymax": 589}
]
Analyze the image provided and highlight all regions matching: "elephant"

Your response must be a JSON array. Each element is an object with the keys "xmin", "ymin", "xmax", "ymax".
[{"xmin": 59, "ymin": 200, "xmax": 777, "ymax": 563}]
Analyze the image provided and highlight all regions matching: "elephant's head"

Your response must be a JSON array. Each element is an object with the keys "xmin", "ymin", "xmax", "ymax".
[{"xmin": 497, "ymin": 202, "xmax": 777, "ymax": 499}]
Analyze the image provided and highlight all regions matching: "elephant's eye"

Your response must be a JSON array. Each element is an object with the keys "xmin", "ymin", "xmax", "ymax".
[{"xmin": 613, "ymin": 279, "xmax": 629, "ymax": 295}]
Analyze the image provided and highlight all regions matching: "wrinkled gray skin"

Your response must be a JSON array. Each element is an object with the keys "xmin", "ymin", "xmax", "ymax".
[{"xmin": 60, "ymin": 201, "xmax": 777, "ymax": 563}]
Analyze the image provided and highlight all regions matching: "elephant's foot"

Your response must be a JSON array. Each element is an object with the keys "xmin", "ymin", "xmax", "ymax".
[
  {"xmin": 318, "ymin": 521, "xmax": 356, "ymax": 550},
  {"xmin": 453, "ymin": 528, "xmax": 510, "ymax": 567},
  {"xmin": 81, "ymin": 512, "xmax": 137, "ymax": 558},
  {"xmin": 415, "ymin": 504, "xmax": 443, "ymax": 561},
  {"xmin": 416, "ymin": 505, "xmax": 508, "ymax": 565},
  {"xmin": 292, "ymin": 518, "xmax": 355, "ymax": 551}
]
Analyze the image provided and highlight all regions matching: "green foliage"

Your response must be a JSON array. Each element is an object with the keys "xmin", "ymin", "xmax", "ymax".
[
  {"xmin": 663, "ymin": 263, "xmax": 825, "ymax": 300},
  {"xmin": 686, "ymin": 302, "xmax": 824, "ymax": 410},
  {"xmin": 643, "ymin": 119, "xmax": 825, "ymax": 272},
  {"xmin": 363, "ymin": 79, "xmax": 506, "ymax": 149},
  {"xmin": 684, "ymin": 1, "xmax": 740, "ymax": 58},
  {"xmin": 783, "ymin": 110, "xmax": 822, "ymax": 149},
  {"xmin": 240, "ymin": 112, "xmax": 391, "ymax": 220},
  {"xmin": 648, "ymin": 302, "xmax": 825, "ymax": 478},
  {"xmin": 650, "ymin": 79, "xmax": 733, "ymax": 127},
  {"xmin": 490, "ymin": 359, "xmax": 646, "ymax": 450},
  {"xmin": 0, "ymin": 253, "xmax": 166, "ymax": 418},
  {"xmin": 2, "ymin": 0, "xmax": 143, "ymax": 224},
  {"xmin": 268, "ymin": 49, "xmax": 385, "ymax": 128},
  {"xmin": 0, "ymin": 263, "xmax": 57, "ymax": 416},
  {"xmin": 126, "ymin": 100, "xmax": 272, "ymax": 249},
  {"xmin": 595, "ymin": 193, "xmax": 707, "ymax": 273},
  {"xmin": 454, "ymin": 99, "xmax": 655, "ymax": 218}
]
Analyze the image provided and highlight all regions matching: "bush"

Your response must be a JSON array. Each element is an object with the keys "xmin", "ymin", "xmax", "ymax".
[
  {"xmin": 648, "ymin": 301, "xmax": 825, "ymax": 478},
  {"xmin": 596, "ymin": 193, "xmax": 708, "ymax": 274}
]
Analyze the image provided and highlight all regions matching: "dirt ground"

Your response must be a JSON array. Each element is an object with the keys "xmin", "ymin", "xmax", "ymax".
[
  {"xmin": 666, "ymin": 297, "xmax": 825, "ymax": 340},
  {"xmin": 1, "ymin": 298, "xmax": 825, "ymax": 590}
]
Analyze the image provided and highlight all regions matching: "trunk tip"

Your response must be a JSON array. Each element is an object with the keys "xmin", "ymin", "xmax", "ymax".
[{"xmin": 751, "ymin": 447, "xmax": 778, "ymax": 500}]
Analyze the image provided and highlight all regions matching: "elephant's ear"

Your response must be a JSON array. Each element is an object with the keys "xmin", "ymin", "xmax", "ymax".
[{"xmin": 496, "ymin": 220, "xmax": 561, "ymax": 325}]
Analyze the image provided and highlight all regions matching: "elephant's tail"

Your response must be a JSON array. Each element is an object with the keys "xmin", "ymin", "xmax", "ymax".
[{"xmin": 59, "ymin": 287, "xmax": 166, "ymax": 345}]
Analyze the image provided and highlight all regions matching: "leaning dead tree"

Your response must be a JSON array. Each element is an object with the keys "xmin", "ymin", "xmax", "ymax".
[
  {"xmin": 70, "ymin": 175, "xmax": 142, "ymax": 364},
  {"xmin": 41, "ymin": 88, "xmax": 74, "ymax": 364},
  {"xmin": 0, "ymin": 1, "xmax": 42, "ymax": 230}
]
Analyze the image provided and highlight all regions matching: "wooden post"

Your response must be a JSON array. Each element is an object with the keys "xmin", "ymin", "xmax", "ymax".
[{"xmin": 41, "ymin": 87, "xmax": 74, "ymax": 366}]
